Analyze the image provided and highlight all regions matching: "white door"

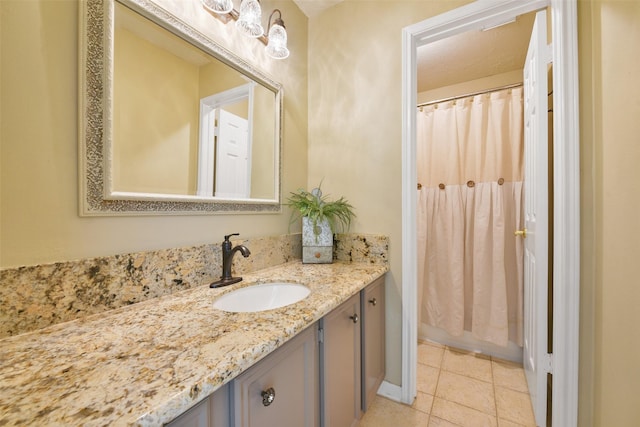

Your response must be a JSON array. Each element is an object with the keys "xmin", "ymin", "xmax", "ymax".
[
  {"xmin": 215, "ymin": 109, "xmax": 250, "ymax": 199},
  {"xmin": 522, "ymin": 9, "xmax": 550, "ymax": 427}
]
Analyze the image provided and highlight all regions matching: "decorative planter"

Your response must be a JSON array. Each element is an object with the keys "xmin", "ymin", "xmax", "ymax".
[{"xmin": 302, "ymin": 217, "xmax": 333, "ymax": 263}]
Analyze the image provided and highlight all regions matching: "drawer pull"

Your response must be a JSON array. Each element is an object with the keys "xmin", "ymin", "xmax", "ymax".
[
  {"xmin": 368, "ymin": 298, "xmax": 377, "ymax": 306},
  {"xmin": 261, "ymin": 387, "xmax": 276, "ymax": 406},
  {"xmin": 350, "ymin": 314, "xmax": 359, "ymax": 324}
]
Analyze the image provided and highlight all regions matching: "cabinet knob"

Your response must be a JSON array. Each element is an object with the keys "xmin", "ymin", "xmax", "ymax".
[
  {"xmin": 368, "ymin": 298, "xmax": 377, "ymax": 306},
  {"xmin": 261, "ymin": 387, "xmax": 276, "ymax": 406},
  {"xmin": 350, "ymin": 313, "xmax": 359, "ymax": 324}
]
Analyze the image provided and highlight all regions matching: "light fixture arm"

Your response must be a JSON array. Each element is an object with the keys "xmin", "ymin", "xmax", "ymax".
[
  {"xmin": 267, "ymin": 9, "xmax": 285, "ymax": 34},
  {"xmin": 203, "ymin": 0, "xmax": 269, "ymax": 46}
]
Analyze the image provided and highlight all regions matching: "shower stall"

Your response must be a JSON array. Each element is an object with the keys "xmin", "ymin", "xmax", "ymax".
[{"xmin": 416, "ymin": 85, "xmax": 525, "ymax": 362}]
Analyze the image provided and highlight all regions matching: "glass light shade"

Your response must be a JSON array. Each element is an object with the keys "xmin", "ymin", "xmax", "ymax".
[
  {"xmin": 265, "ymin": 24, "xmax": 289, "ymax": 59},
  {"xmin": 236, "ymin": 0, "xmax": 264, "ymax": 38},
  {"xmin": 201, "ymin": 0, "xmax": 233, "ymax": 14}
]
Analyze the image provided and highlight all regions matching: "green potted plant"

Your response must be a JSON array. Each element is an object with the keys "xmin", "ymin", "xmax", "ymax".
[{"xmin": 287, "ymin": 183, "xmax": 355, "ymax": 264}]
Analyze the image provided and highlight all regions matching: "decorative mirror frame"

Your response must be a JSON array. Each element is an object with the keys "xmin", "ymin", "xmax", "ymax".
[{"xmin": 78, "ymin": 0, "xmax": 283, "ymax": 215}]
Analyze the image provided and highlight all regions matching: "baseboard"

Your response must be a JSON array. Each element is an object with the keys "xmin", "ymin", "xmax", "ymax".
[{"xmin": 376, "ymin": 381, "xmax": 403, "ymax": 403}]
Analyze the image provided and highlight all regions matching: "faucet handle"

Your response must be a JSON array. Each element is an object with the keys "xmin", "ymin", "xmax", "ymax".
[{"xmin": 224, "ymin": 233, "xmax": 240, "ymax": 241}]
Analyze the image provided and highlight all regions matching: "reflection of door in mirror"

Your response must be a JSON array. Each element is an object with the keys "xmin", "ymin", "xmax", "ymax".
[
  {"xmin": 197, "ymin": 84, "xmax": 253, "ymax": 198},
  {"xmin": 215, "ymin": 109, "xmax": 250, "ymax": 198},
  {"xmin": 111, "ymin": 1, "xmax": 278, "ymax": 201}
]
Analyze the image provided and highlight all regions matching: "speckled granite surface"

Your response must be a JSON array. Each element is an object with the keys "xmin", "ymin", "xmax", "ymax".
[
  {"xmin": 334, "ymin": 233, "xmax": 389, "ymax": 264},
  {"xmin": 0, "ymin": 233, "xmax": 388, "ymax": 339},
  {"xmin": 0, "ymin": 234, "xmax": 302, "ymax": 338},
  {"xmin": 0, "ymin": 261, "xmax": 388, "ymax": 426}
]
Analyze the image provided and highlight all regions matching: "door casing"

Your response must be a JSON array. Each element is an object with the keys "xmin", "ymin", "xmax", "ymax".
[{"xmin": 397, "ymin": 1, "xmax": 580, "ymax": 425}]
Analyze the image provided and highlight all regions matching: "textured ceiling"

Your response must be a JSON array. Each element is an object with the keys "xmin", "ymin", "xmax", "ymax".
[
  {"xmin": 293, "ymin": 2, "xmax": 536, "ymax": 93},
  {"xmin": 417, "ymin": 11, "xmax": 537, "ymax": 92}
]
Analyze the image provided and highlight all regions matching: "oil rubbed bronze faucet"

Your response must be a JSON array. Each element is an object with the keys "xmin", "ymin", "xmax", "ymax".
[{"xmin": 210, "ymin": 233, "xmax": 251, "ymax": 288}]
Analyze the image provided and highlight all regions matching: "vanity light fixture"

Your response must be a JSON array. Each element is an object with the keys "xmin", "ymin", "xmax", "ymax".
[
  {"xmin": 202, "ymin": 0, "xmax": 233, "ymax": 14},
  {"xmin": 201, "ymin": 0, "xmax": 290, "ymax": 59},
  {"xmin": 265, "ymin": 10, "xmax": 289, "ymax": 59},
  {"xmin": 236, "ymin": 0, "xmax": 264, "ymax": 38}
]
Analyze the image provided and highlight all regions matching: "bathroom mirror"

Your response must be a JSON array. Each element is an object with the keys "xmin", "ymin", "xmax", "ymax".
[{"xmin": 79, "ymin": 0, "xmax": 282, "ymax": 215}]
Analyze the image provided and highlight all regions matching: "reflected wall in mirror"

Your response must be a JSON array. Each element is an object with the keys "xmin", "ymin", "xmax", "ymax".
[{"xmin": 79, "ymin": 0, "xmax": 282, "ymax": 215}]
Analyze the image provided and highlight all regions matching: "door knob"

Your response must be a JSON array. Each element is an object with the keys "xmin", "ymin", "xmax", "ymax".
[
  {"xmin": 350, "ymin": 314, "xmax": 359, "ymax": 324},
  {"xmin": 368, "ymin": 298, "xmax": 377, "ymax": 306},
  {"xmin": 514, "ymin": 229, "xmax": 527, "ymax": 238}
]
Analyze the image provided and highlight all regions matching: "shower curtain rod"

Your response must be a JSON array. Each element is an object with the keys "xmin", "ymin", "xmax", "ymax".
[{"xmin": 417, "ymin": 82, "xmax": 523, "ymax": 108}]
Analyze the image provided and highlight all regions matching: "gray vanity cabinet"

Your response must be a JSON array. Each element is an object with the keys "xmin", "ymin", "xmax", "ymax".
[
  {"xmin": 361, "ymin": 275, "xmax": 386, "ymax": 412},
  {"xmin": 166, "ymin": 384, "xmax": 230, "ymax": 427},
  {"xmin": 232, "ymin": 325, "xmax": 318, "ymax": 427},
  {"xmin": 320, "ymin": 293, "xmax": 362, "ymax": 427},
  {"xmin": 167, "ymin": 276, "xmax": 386, "ymax": 427}
]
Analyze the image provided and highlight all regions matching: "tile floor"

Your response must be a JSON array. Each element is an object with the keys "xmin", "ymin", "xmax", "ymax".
[{"xmin": 359, "ymin": 340, "xmax": 536, "ymax": 427}]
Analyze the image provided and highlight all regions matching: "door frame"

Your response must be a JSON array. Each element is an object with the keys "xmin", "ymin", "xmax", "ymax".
[
  {"xmin": 197, "ymin": 83, "xmax": 255, "ymax": 197},
  {"xmin": 400, "ymin": 1, "xmax": 580, "ymax": 425}
]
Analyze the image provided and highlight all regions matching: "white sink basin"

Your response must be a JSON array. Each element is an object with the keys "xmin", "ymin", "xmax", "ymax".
[{"xmin": 212, "ymin": 282, "xmax": 310, "ymax": 313}]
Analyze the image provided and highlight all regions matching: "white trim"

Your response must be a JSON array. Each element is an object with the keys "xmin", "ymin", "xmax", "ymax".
[
  {"xmin": 376, "ymin": 380, "xmax": 403, "ymax": 403},
  {"xmin": 401, "ymin": 1, "xmax": 580, "ymax": 424},
  {"xmin": 550, "ymin": 1, "xmax": 580, "ymax": 425},
  {"xmin": 401, "ymin": 20, "xmax": 418, "ymax": 406}
]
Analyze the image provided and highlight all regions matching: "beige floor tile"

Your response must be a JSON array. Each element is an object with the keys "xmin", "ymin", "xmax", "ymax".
[
  {"xmin": 495, "ymin": 386, "xmax": 536, "ymax": 426},
  {"xmin": 359, "ymin": 396, "xmax": 429, "ymax": 427},
  {"xmin": 498, "ymin": 419, "xmax": 529, "ymax": 427},
  {"xmin": 428, "ymin": 415, "xmax": 460, "ymax": 426},
  {"xmin": 492, "ymin": 359, "xmax": 529, "ymax": 393},
  {"xmin": 417, "ymin": 363, "xmax": 440, "ymax": 395},
  {"xmin": 435, "ymin": 371, "xmax": 496, "ymax": 415},
  {"xmin": 441, "ymin": 347, "xmax": 493, "ymax": 383},
  {"xmin": 431, "ymin": 398, "xmax": 498, "ymax": 427},
  {"xmin": 419, "ymin": 342, "xmax": 445, "ymax": 368},
  {"xmin": 413, "ymin": 391, "xmax": 435, "ymax": 414},
  {"xmin": 361, "ymin": 342, "xmax": 535, "ymax": 427}
]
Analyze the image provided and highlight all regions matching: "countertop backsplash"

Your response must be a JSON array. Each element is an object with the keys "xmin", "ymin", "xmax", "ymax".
[{"xmin": 0, "ymin": 233, "xmax": 388, "ymax": 338}]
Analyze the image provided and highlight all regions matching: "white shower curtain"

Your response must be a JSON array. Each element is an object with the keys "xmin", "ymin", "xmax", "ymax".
[{"xmin": 417, "ymin": 87, "xmax": 525, "ymax": 347}]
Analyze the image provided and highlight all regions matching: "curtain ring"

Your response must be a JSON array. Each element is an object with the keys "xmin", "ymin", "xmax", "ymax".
[
  {"xmin": 467, "ymin": 180, "xmax": 475, "ymax": 188},
  {"xmin": 438, "ymin": 183, "xmax": 445, "ymax": 190},
  {"xmin": 498, "ymin": 178, "xmax": 505, "ymax": 185}
]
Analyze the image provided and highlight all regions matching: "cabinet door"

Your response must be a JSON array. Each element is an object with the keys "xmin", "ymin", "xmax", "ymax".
[
  {"xmin": 362, "ymin": 276, "xmax": 386, "ymax": 412},
  {"xmin": 321, "ymin": 293, "xmax": 361, "ymax": 427},
  {"xmin": 233, "ymin": 325, "xmax": 318, "ymax": 427},
  {"xmin": 166, "ymin": 383, "xmax": 230, "ymax": 427}
]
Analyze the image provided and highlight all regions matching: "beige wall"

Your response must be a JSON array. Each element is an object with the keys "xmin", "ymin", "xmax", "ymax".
[
  {"xmin": 0, "ymin": 0, "xmax": 308, "ymax": 268},
  {"xmin": 418, "ymin": 69, "xmax": 523, "ymax": 105},
  {"xmin": 308, "ymin": 0, "xmax": 472, "ymax": 386},
  {"xmin": 578, "ymin": 1, "xmax": 640, "ymax": 425}
]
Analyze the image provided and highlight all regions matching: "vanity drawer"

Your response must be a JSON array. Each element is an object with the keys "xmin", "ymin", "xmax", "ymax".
[{"xmin": 232, "ymin": 325, "xmax": 319, "ymax": 427}]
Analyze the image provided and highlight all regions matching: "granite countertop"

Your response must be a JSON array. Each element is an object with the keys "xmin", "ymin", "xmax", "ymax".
[{"xmin": 0, "ymin": 261, "xmax": 387, "ymax": 426}]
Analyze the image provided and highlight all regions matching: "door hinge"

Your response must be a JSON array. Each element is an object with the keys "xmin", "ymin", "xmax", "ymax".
[
  {"xmin": 317, "ymin": 327, "xmax": 324, "ymax": 344},
  {"xmin": 545, "ymin": 353, "xmax": 553, "ymax": 374}
]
